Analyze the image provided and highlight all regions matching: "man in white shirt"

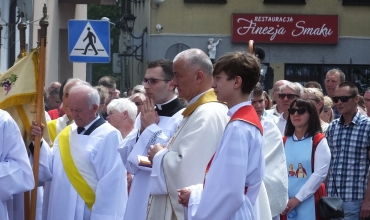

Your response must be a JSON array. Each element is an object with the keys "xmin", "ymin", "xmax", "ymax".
[{"xmin": 266, "ymin": 81, "xmax": 301, "ymax": 135}]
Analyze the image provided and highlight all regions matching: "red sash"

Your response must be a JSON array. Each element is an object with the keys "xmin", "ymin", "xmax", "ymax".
[{"xmin": 203, "ymin": 105, "xmax": 263, "ymax": 194}]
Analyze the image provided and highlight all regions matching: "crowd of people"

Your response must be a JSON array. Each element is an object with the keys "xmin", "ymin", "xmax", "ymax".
[{"xmin": 1, "ymin": 48, "xmax": 370, "ymax": 220}]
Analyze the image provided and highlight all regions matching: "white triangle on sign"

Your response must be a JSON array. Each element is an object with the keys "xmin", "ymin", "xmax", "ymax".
[{"xmin": 70, "ymin": 22, "xmax": 109, "ymax": 57}]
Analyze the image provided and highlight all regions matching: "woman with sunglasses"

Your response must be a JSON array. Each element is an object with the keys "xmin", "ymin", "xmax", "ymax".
[{"xmin": 281, "ymin": 99, "xmax": 331, "ymax": 220}]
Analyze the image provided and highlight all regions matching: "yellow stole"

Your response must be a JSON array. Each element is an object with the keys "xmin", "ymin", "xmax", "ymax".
[
  {"xmin": 58, "ymin": 126, "xmax": 95, "ymax": 210},
  {"xmin": 47, "ymin": 119, "xmax": 57, "ymax": 144},
  {"xmin": 182, "ymin": 89, "xmax": 221, "ymax": 117}
]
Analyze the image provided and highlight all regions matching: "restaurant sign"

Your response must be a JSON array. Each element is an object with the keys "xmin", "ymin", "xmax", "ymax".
[{"xmin": 232, "ymin": 14, "xmax": 338, "ymax": 44}]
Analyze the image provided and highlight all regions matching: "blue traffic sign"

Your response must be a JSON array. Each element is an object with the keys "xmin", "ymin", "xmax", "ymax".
[{"xmin": 68, "ymin": 20, "xmax": 110, "ymax": 63}]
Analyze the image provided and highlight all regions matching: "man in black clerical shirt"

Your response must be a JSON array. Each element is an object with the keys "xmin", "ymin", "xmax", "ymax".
[
  {"xmin": 120, "ymin": 59, "xmax": 186, "ymax": 220},
  {"xmin": 140, "ymin": 59, "xmax": 186, "ymax": 130}
]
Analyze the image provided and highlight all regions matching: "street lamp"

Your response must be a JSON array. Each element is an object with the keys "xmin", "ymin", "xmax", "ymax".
[
  {"xmin": 117, "ymin": 10, "xmax": 147, "ymax": 62},
  {"xmin": 123, "ymin": 12, "xmax": 136, "ymax": 33}
]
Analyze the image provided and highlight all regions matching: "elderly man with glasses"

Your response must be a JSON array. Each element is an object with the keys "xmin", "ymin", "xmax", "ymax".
[
  {"xmin": 326, "ymin": 81, "xmax": 370, "ymax": 220},
  {"xmin": 118, "ymin": 59, "xmax": 186, "ymax": 220},
  {"xmin": 266, "ymin": 81, "xmax": 302, "ymax": 135}
]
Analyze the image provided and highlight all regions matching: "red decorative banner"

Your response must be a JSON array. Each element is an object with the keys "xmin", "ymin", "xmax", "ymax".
[{"xmin": 232, "ymin": 14, "xmax": 338, "ymax": 44}]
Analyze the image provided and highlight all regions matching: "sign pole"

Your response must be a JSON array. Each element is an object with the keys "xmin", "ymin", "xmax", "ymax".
[{"xmin": 29, "ymin": 4, "xmax": 48, "ymax": 220}]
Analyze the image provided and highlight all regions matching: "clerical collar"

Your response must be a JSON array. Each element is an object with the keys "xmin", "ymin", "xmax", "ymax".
[
  {"xmin": 188, "ymin": 89, "xmax": 211, "ymax": 105},
  {"xmin": 156, "ymin": 96, "xmax": 177, "ymax": 110},
  {"xmin": 80, "ymin": 115, "xmax": 100, "ymax": 132},
  {"xmin": 155, "ymin": 97, "xmax": 186, "ymax": 117}
]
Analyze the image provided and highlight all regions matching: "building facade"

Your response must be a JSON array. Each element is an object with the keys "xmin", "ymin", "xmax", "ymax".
[{"xmin": 125, "ymin": 0, "xmax": 370, "ymax": 93}]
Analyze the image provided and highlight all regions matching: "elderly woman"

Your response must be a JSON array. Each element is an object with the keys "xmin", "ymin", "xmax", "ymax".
[
  {"xmin": 320, "ymin": 96, "xmax": 334, "ymax": 124},
  {"xmin": 106, "ymin": 98, "xmax": 137, "ymax": 138},
  {"xmin": 281, "ymin": 99, "xmax": 331, "ymax": 220},
  {"xmin": 128, "ymin": 92, "xmax": 146, "ymax": 116},
  {"xmin": 301, "ymin": 88, "xmax": 329, "ymax": 133}
]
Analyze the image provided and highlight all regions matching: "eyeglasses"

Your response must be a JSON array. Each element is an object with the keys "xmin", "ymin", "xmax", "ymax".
[
  {"xmin": 278, "ymin": 94, "xmax": 298, "ymax": 100},
  {"xmin": 142, "ymin": 78, "xmax": 170, "ymax": 86},
  {"xmin": 288, "ymin": 108, "xmax": 308, "ymax": 115},
  {"xmin": 332, "ymin": 95, "xmax": 356, "ymax": 103}
]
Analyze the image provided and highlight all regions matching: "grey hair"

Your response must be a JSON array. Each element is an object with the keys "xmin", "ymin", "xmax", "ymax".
[
  {"xmin": 294, "ymin": 82, "xmax": 304, "ymax": 97},
  {"xmin": 326, "ymin": 68, "xmax": 345, "ymax": 83},
  {"xmin": 70, "ymin": 84, "xmax": 100, "ymax": 110},
  {"xmin": 128, "ymin": 92, "xmax": 146, "ymax": 102},
  {"xmin": 273, "ymin": 80, "xmax": 289, "ymax": 92},
  {"xmin": 173, "ymin": 49, "xmax": 213, "ymax": 76},
  {"xmin": 63, "ymin": 78, "xmax": 90, "ymax": 95},
  {"xmin": 303, "ymin": 88, "xmax": 324, "ymax": 102},
  {"xmin": 279, "ymin": 82, "xmax": 302, "ymax": 97},
  {"xmin": 133, "ymin": 85, "xmax": 146, "ymax": 95},
  {"xmin": 107, "ymin": 98, "xmax": 137, "ymax": 122}
]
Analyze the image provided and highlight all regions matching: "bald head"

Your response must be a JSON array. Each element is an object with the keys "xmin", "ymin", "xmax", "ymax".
[{"xmin": 172, "ymin": 49, "xmax": 214, "ymax": 101}]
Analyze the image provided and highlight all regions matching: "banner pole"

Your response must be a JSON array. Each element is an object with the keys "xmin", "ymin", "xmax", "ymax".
[{"xmin": 29, "ymin": 4, "xmax": 48, "ymax": 220}]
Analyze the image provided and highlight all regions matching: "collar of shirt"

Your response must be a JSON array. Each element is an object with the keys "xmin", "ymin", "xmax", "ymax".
[
  {"xmin": 156, "ymin": 96, "xmax": 177, "ymax": 110},
  {"xmin": 227, "ymin": 101, "xmax": 251, "ymax": 117},
  {"xmin": 339, "ymin": 110, "xmax": 361, "ymax": 125},
  {"xmin": 80, "ymin": 115, "xmax": 100, "ymax": 132},
  {"xmin": 187, "ymin": 89, "xmax": 212, "ymax": 105},
  {"xmin": 271, "ymin": 107, "xmax": 284, "ymax": 117}
]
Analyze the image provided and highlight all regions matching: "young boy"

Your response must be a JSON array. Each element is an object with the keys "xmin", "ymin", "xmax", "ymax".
[{"xmin": 177, "ymin": 52, "xmax": 265, "ymax": 220}]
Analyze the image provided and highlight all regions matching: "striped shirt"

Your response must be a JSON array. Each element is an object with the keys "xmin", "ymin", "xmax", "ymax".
[{"xmin": 326, "ymin": 112, "xmax": 370, "ymax": 201}]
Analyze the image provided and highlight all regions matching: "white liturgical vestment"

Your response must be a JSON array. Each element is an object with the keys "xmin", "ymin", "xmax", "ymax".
[
  {"xmin": 38, "ymin": 118, "xmax": 127, "ymax": 220},
  {"xmin": 118, "ymin": 97, "xmax": 185, "ymax": 220},
  {"xmin": 258, "ymin": 116, "xmax": 288, "ymax": 219},
  {"xmin": 147, "ymin": 89, "xmax": 229, "ymax": 220},
  {"xmin": 185, "ymin": 102, "xmax": 265, "ymax": 220},
  {"xmin": 0, "ymin": 110, "xmax": 34, "ymax": 220}
]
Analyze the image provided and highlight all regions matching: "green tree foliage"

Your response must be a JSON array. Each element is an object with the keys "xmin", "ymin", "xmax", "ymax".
[{"xmin": 87, "ymin": 4, "xmax": 121, "ymax": 88}]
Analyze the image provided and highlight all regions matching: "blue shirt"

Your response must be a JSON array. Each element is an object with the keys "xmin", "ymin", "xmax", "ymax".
[{"xmin": 326, "ymin": 112, "xmax": 370, "ymax": 201}]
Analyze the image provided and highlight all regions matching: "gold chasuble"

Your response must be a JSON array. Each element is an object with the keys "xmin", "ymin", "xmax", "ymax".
[
  {"xmin": 58, "ymin": 126, "xmax": 95, "ymax": 210},
  {"xmin": 147, "ymin": 89, "xmax": 229, "ymax": 220}
]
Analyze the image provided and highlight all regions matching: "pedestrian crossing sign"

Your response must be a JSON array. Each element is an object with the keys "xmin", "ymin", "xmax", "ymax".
[{"xmin": 68, "ymin": 20, "xmax": 110, "ymax": 63}]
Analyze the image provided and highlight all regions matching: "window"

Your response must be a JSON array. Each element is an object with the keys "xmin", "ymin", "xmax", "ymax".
[
  {"xmin": 342, "ymin": 0, "xmax": 370, "ymax": 5},
  {"xmin": 285, "ymin": 64, "xmax": 370, "ymax": 95},
  {"xmin": 263, "ymin": 0, "xmax": 305, "ymax": 5},
  {"xmin": 184, "ymin": 0, "xmax": 226, "ymax": 3}
]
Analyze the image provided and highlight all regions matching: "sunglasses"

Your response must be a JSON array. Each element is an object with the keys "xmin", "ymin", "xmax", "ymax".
[
  {"xmin": 142, "ymin": 78, "xmax": 170, "ymax": 86},
  {"xmin": 332, "ymin": 95, "xmax": 356, "ymax": 103},
  {"xmin": 279, "ymin": 93, "xmax": 298, "ymax": 100},
  {"xmin": 288, "ymin": 108, "xmax": 308, "ymax": 115}
]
